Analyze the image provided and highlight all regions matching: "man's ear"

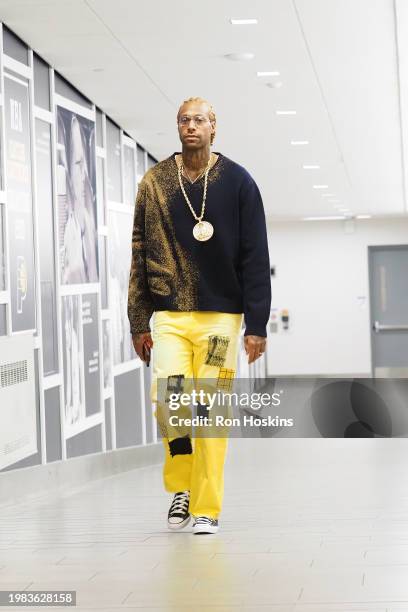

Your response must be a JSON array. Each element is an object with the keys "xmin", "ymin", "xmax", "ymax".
[{"xmin": 210, "ymin": 121, "xmax": 216, "ymax": 142}]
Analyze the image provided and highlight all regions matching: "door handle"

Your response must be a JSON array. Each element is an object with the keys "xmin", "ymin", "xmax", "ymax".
[{"xmin": 373, "ymin": 321, "xmax": 408, "ymax": 332}]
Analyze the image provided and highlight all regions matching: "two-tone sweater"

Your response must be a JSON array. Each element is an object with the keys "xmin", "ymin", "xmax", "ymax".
[{"xmin": 127, "ymin": 151, "xmax": 271, "ymax": 337}]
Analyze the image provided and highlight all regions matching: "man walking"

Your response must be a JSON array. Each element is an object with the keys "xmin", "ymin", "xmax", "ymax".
[{"xmin": 128, "ymin": 97, "xmax": 271, "ymax": 534}]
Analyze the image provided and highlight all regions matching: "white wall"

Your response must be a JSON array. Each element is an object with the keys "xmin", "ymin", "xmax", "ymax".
[{"xmin": 266, "ymin": 218, "xmax": 408, "ymax": 376}]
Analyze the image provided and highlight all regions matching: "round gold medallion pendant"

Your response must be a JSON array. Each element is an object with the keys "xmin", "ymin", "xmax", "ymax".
[{"xmin": 193, "ymin": 220, "xmax": 214, "ymax": 241}]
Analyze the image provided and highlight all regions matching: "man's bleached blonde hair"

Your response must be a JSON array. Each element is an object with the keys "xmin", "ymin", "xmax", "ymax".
[{"xmin": 177, "ymin": 96, "xmax": 216, "ymax": 145}]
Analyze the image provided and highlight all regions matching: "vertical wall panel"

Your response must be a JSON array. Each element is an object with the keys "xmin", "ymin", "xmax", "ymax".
[
  {"xmin": 82, "ymin": 293, "xmax": 101, "ymax": 417},
  {"xmin": 0, "ymin": 304, "xmax": 6, "ymax": 335},
  {"xmin": 66, "ymin": 424, "xmax": 102, "ymax": 459},
  {"xmin": 33, "ymin": 54, "xmax": 50, "ymax": 111},
  {"xmin": 54, "ymin": 72, "xmax": 92, "ymax": 108},
  {"xmin": 106, "ymin": 118, "xmax": 122, "ymax": 202},
  {"xmin": 95, "ymin": 108, "xmax": 103, "ymax": 148},
  {"xmin": 2, "ymin": 25, "xmax": 28, "ymax": 65},
  {"xmin": 114, "ymin": 369, "xmax": 143, "ymax": 448},
  {"xmin": 105, "ymin": 398, "xmax": 112, "ymax": 451},
  {"xmin": 45, "ymin": 386, "xmax": 62, "ymax": 463},
  {"xmin": 4, "ymin": 71, "xmax": 36, "ymax": 332},
  {"xmin": 0, "ymin": 204, "xmax": 5, "ymax": 290},
  {"xmin": 35, "ymin": 118, "xmax": 58, "ymax": 375}
]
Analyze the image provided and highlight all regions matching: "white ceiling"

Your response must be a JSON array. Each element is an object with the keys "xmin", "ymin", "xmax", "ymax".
[{"xmin": 0, "ymin": 0, "xmax": 408, "ymax": 221}]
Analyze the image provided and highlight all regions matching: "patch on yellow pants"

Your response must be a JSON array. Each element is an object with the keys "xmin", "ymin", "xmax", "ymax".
[
  {"xmin": 155, "ymin": 374, "xmax": 186, "ymax": 439},
  {"xmin": 217, "ymin": 368, "xmax": 235, "ymax": 391},
  {"xmin": 168, "ymin": 434, "xmax": 192, "ymax": 457},
  {"xmin": 205, "ymin": 335, "xmax": 230, "ymax": 367},
  {"xmin": 165, "ymin": 374, "xmax": 185, "ymax": 403}
]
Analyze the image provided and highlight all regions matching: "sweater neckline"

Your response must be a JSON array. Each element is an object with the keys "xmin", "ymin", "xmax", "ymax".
[{"xmin": 172, "ymin": 151, "xmax": 222, "ymax": 178}]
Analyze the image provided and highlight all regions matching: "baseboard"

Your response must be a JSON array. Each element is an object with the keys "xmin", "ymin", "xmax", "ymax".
[
  {"xmin": 266, "ymin": 373, "xmax": 372, "ymax": 378},
  {"xmin": 0, "ymin": 442, "xmax": 163, "ymax": 509}
]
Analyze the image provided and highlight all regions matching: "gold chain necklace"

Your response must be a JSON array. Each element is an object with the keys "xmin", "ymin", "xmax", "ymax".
[
  {"xmin": 177, "ymin": 154, "xmax": 214, "ymax": 241},
  {"xmin": 182, "ymin": 165, "xmax": 207, "ymax": 184}
]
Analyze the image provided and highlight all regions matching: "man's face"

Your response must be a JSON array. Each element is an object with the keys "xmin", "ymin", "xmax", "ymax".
[{"xmin": 177, "ymin": 102, "xmax": 215, "ymax": 149}]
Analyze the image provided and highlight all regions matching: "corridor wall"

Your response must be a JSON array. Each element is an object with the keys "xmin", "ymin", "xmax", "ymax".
[{"xmin": 0, "ymin": 24, "xmax": 158, "ymax": 472}]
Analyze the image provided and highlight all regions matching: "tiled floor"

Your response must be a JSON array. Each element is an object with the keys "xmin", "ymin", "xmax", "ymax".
[{"xmin": 1, "ymin": 438, "xmax": 408, "ymax": 611}]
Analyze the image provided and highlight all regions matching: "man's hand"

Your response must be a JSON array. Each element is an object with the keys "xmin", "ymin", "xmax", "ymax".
[
  {"xmin": 132, "ymin": 332, "xmax": 153, "ymax": 362},
  {"xmin": 244, "ymin": 335, "xmax": 266, "ymax": 364}
]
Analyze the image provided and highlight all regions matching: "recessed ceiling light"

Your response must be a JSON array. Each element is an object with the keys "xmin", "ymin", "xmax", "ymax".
[
  {"xmin": 230, "ymin": 18, "xmax": 258, "ymax": 25},
  {"xmin": 313, "ymin": 185, "xmax": 329, "ymax": 189},
  {"xmin": 225, "ymin": 52, "xmax": 255, "ymax": 61},
  {"xmin": 290, "ymin": 140, "xmax": 309, "ymax": 145},
  {"xmin": 356, "ymin": 215, "xmax": 372, "ymax": 219},
  {"xmin": 257, "ymin": 71, "xmax": 280, "ymax": 77},
  {"xmin": 303, "ymin": 216, "xmax": 345, "ymax": 221},
  {"xmin": 276, "ymin": 110, "xmax": 297, "ymax": 115},
  {"xmin": 303, "ymin": 165, "xmax": 320, "ymax": 169},
  {"xmin": 266, "ymin": 81, "xmax": 283, "ymax": 89}
]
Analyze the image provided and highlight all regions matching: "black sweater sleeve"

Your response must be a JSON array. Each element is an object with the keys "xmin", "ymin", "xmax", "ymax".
[
  {"xmin": 238, "ymin": 173, "xmax": 272, "ymax": 337},
  {"xmin": 127, "ymin": 178, "xmax": 155, "ymax": 335}
]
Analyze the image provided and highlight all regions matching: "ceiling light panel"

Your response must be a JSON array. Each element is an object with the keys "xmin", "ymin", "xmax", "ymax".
[
  {"xmin": 230, "ymin": 18, "xmax": 258, "ymax": 25},
  {"xmin": 257, "ymin": 71, "xmax": 280, "ymax": 76}
]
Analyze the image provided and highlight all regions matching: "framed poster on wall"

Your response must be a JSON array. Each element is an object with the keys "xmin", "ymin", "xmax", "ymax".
[
  {"xmin": 62, "ymin": 294, "xmax": 83, "ymax": 427},
  {"xmin": 56, "ymin": 105, "xmax": 98, "ymax": 285}
]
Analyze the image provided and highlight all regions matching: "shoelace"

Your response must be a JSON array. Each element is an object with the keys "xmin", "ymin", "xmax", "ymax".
[
  {"xmin": 169, "ymin": 491, "xmax": 189, "ymax": 516},
  {"xmin": 194, "ymin": 516, "xmax": 216, "ymax": 525}
]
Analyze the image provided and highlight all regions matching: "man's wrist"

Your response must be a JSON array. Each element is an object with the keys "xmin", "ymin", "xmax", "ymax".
[
  {"xmin": 244, "ymin": 328, "xmax": 267, "ymax": 338},
  {"xmin": 131, "ymin": 329, "xmax": 150, "ymax": 337}
]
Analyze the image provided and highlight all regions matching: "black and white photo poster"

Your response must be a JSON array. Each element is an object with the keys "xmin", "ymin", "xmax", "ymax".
[
  {"xmin": 56, "ymin": 106, "xmax": 98, "ymax": 284},
  {"xmin": 62, "ymin": 294, "xmax": 83, "ymax": 427}
]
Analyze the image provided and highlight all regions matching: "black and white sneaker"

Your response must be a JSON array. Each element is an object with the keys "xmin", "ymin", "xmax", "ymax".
[
  {"xmin": 192, "ymin": 516, "xmax": 219, "ymax": 534},
  {"xmin": 167, "ymin": 490, "xmax": 190, "ymax": 530}
]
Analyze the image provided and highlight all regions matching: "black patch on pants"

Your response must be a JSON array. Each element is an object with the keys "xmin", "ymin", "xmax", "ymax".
[
  {"xmin": 197, "ymin": 402, "xmax": 209, "ymax": 418},
  {"xmin": 205, "ymin": 335, "xmax": 230, "ymax": 367},
  {"xmin": 168, "ymin": 435, "xmax": 192, "ymax": 457}
]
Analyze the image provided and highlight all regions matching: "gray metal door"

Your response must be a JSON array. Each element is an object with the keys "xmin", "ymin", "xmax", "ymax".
[{"xmin": 368, "ymin": 245, "xmax": 408, "ymax": 378}]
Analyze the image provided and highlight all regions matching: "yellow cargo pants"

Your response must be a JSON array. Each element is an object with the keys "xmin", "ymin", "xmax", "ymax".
[{"xmin": 150, "ymin": 310, "xmax": 243, "ymax": 519}]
